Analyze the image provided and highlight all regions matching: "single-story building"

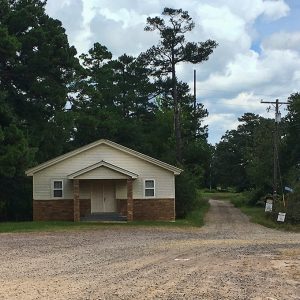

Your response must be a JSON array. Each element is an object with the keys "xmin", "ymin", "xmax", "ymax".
[{"xmin": 25, "ymin": 139, "xmax": 183, "ymax": 221}]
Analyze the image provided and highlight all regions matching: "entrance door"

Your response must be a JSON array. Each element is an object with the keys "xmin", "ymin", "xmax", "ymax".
[{"xmin": 91, "ymin": 180, "xmax": 116, "ymax": 213}]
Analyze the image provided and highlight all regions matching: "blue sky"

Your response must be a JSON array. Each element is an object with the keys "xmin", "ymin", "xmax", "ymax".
[{"xmin": 46, "ymin": 0, "xmax": 300, "ymax": 144}]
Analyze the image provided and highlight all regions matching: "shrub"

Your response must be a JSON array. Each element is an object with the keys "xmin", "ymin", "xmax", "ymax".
[
  {"xmin": 175, "ymin": 171, "xmax": 197, "ymax": 217},
  {"xmin": 230, "ymin": 193, "xmax": 247, "ymax": 207},
  {"xmin": 246, "ymin": 188, "xmax": 268, "ymax": 206}
]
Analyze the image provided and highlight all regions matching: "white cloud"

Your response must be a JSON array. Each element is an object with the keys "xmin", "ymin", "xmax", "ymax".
[
  {"xmin": 262, "ymin": 0, "xmax": 290, "ymax": 20},
  {"xmin": 205, "ymin": 113, "xmax": 238, "ymax": 127},
  {"xmin": 203, "ymin": 113, "xmax": 240, "ymax": 144},
  {"xmin": 195, "ymin": 4, "xmax": 248, "ymax": 43},
  {"xmin": 97, "ymin": 8, "xmax": 147, "ymax": 28},
  {"xmin": 262, "ymin": 31, "xmax": 300, "ymax": 52}
]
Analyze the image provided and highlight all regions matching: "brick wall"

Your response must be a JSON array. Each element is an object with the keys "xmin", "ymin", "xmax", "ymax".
[
  {"xmin": 33, "ymin": 198, "xmax": 174, "ymax": 221},
  {"xmin": 133, "ymin": 198, "xmax": 175, "ymax": 221},
  {"xmin": 80, "ymin": 199, "xmax": 91, "ymax": 217},
  {"xmin": 33, "ymin": 199, "xmax": 91, "ymax": 221},
  {"xmin": 116, "ymin": 199, "xmax": 127, "ymax": 217}
]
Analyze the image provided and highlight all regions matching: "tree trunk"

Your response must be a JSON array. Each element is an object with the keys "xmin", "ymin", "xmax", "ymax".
[{"xmin": 171, "ymin": 51, "xmax": 182, "ymax": 164}]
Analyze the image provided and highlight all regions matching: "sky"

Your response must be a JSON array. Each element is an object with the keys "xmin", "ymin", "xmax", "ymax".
[{"xmin": 46, "ymin": 0, "xmax": 300, "ymax": 144}]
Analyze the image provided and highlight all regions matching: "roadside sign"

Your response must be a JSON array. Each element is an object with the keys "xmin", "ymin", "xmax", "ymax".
[
  {"xmin": 277, "ymin": 212, "xmax": 286, "ymax": 222},
  {"xmin": 265, "ymin": 199, "xmax": 273, "ymax": 212},
  {"xmin": 284, "ymin": 186, "xmax": 294, "ymax": 193}
]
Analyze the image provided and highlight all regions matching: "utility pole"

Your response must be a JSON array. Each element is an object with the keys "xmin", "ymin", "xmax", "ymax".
[
  {"xmin": 261, "ymin": 99, "xmax": 288, "ymax": 200},
  {"xmin": 193, "ymin": 69, "xmax": 197, "ymax": 138},
  {"xmin": 193, "ymin": 69, "xmax": 196, "ymax": 112}
]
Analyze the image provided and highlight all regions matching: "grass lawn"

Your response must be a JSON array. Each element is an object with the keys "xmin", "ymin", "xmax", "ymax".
[
  {"xmin": 0, "ymin": 221, "xmax": 124, "ymax": 233},
  {"xmin": 201, "ymin": 191, "xmax": 238, "ymax": 201},
  {"xmin": 200, "ymin": 191, "xmax": 246, "ymax": 207},
  {"xmin": 0, "ymin": 198, "xmax": 210, "ymax": 233},
  {"xmin": 0, "ymin": 218, "xmax": 203, "ymax": 234}
]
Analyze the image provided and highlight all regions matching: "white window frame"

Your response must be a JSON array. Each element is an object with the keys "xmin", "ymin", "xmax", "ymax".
[
  {"xmin": 51, "ymin": 179, "xmax": 64, "ymax": 199},
  {"xmin": 144, "ymin": 179, "xmax": 155, "ymax": 198}
]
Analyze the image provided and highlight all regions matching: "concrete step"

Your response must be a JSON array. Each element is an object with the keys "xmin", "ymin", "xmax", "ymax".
[{"xmin": 81, "ymin": 212, "xmax": 127, "ymax": 222}]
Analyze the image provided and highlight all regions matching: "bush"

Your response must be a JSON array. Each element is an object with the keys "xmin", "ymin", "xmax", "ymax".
[
  {"xmin": 185, "ymin": 192, "xmax": 210, "ymax": 226},
  {"xmin": 230, "ymin": 193, "xmax": 247, "ymax": 207},
  {"xmin": 246, "ymin": 188, "xmax": 268, "ymax": 206},
  {"xmin": 175, "ymin": 171, "xmax": 197, "ymax": 217}
]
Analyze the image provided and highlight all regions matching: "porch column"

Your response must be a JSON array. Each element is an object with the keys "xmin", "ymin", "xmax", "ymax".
[
  {"xmin": 73, "ymin": 179, "xmax": 80, "ymax": 222},
  {"xmin": 127, "ymin": 179, "xmax": 133, "ymax": 221}
]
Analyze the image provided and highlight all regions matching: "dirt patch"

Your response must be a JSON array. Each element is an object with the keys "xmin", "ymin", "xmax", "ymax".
[{"xmin": 0, "ymin": 200, "xmax": 299, "ymax": 299}]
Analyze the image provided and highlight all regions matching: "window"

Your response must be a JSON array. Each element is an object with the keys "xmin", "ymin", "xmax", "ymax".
[
  {"xmin": 144, "ymin": 179, "xmax": 155, "ymax": 197},
  {"xmin": 52, "ymin": 180, "xmax": 63, "ymax": 198}
]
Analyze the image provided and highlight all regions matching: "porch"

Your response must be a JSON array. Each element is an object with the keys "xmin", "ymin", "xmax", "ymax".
[{"xmin": 73, "ymin": 179, "xmax": 133, "ymax": 222}]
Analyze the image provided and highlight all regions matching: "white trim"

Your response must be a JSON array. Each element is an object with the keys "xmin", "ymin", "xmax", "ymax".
[
  {"xmin": 144, "ymin": 179, "xmax": 155, "ymax": 198},
  {"xmin": 51, "ymin": 179, "xmax": 64, "ymax": 199},
  {"xmin": 67, "ymin": 160, "xmax": 138, "ymax": 179}
]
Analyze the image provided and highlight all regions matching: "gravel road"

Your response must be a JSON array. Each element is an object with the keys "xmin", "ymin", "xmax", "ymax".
[{"xmin": 0, "ymin": 200, "xmax": 299, "ymax": 300}]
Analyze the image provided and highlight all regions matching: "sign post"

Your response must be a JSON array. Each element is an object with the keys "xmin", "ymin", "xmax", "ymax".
[
  {"xmin": 265, "ymin": 199, "xmax": 273, "ymax": 212},
  {"xmin": 277, "ymin": 212, "xmax": 286, "ymax": 222}
]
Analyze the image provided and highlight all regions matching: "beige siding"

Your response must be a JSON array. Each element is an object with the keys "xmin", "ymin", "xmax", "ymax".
[
  {"xmin": 74, "ymin": 166, "xmax": 129, "ymax": 180},
  {"xmin": 115, "ymin": 180, "xmax": 127, "ymax": 199},
  {"xmin": 33, "ymin": 144, "xmax": 175, "ymax": 200}
]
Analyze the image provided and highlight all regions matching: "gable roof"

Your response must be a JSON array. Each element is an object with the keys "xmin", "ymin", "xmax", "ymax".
[
  {"xmin": 25, "ymin": 139, "xmax": 183, "ymax": 176},
  {"xmin": 67, "ymin": 160, "xmax": 138, "ymax": 179}
]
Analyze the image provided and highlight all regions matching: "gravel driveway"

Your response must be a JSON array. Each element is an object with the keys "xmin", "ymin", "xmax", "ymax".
[{"xmin": 0, "ymin": 200, "xmax": 299, "ymax": 300}]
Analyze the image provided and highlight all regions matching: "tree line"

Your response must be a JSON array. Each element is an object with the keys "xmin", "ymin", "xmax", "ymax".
[
  {"xmin": 0, "ymin": 0, "xmax": 299, "ymax": 222},
  {"xmin": 212, "ymin": 98, "xmax": 300, "ymax": 223}
]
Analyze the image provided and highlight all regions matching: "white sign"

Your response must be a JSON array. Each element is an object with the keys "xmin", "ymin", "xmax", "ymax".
[
  {"xmin": 285, "ymin": 186, "xmax": 294, "ymax": 193},
  {"xmin": 277, "ymin": 212, "xmax": 286, "ymax": 222},
  {"xmin": 265, "ymin": 200, "xmax": 273, "ymax": 212}
]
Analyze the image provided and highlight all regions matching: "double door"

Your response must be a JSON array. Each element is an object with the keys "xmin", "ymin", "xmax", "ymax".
[{"xmin": 91, "ymin": 180, "xmax": 116, "ymax": 213}]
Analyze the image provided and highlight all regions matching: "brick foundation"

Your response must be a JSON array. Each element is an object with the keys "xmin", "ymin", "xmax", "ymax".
[
  {"xmin": 33, "ymin": 198, "xmax": 174, "ymax": 221},
  {"xmin": 33, "ymin": 199, "xmax": 91, "ymax": 221},
  {"xmin": 133, "ymin": 198, "xmax": 175, "ymax": 221},
  {"xmin": 73, "ymin": 179, "xmax": 80, "ymax": 221},
  {"xmin": 80, "ymin": 199, "xmax": 91, "ymax": 218},
  {"xmin": 127, "ymin": 179, "xmax": 133, "ymax": 221}
]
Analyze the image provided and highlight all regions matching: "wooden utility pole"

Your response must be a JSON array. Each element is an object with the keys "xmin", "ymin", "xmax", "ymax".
[
  {"xmin": 193, "ymin": 69, "xmax": 196, "ymax": 111},
  {"xmin": 261, "ymin": 99, "xmax": 288, "ymax": 200},
  {"xmin": 193, "ymin": 69, "xmax": 197, "ymax": 138}
]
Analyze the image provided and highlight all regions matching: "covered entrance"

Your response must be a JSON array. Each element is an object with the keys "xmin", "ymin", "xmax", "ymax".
[
  {"xmin": 91, "ymin": 180, "xmax": 116, "ymax": 213},
  {"xmin": 68, "ymin": 160, "xmax": 138, "ymax": 221}
]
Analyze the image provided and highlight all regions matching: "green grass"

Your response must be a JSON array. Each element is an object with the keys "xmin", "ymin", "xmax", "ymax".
[
  {"xmin": 0, "ymin": 221, "xmax": 117, "ymax": 233},
  {"xmin": 0, "ymin": 199, "xmax": 210, "ymax": 233},
  {"xmin": 239, "ymin": 206, "xmax": 300, "ymax": 232},
  {"xmin": 185, "ymin": 197, "xmax": 210, "ymax": 227},
  {"xmin": 0, "ymin": 218, "xmax": 203, "ymax": 234},
  {"xmin": 200, "ymin": 190, "xmax": 244, "ymax": 202},
  {"xmin": 0, "ymin": 220, "xmax": 192, "ymax": 233}
]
